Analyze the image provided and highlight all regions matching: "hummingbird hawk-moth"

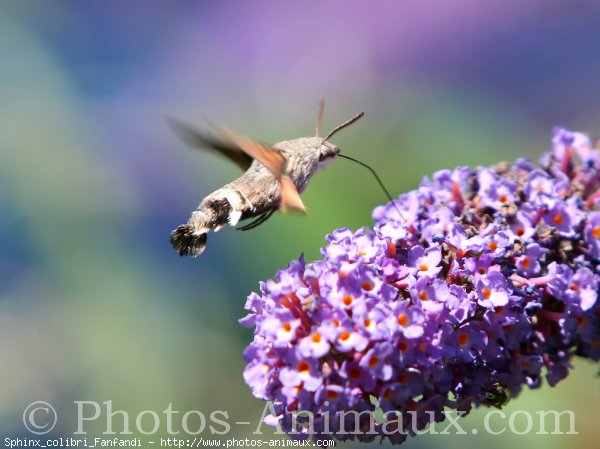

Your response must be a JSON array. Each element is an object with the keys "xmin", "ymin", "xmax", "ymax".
[{"xmin": 169, "ymin": 100, "xmax": 364, "ymax": 257}]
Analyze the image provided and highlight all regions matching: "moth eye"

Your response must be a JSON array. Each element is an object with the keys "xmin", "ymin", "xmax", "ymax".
[{"xmin": 319, "ymin": 153, "xmax": 328, "ymax": 162}]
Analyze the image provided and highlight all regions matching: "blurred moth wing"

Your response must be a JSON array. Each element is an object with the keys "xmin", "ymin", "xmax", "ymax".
[
  {"xmin": 169, "ymin": 119, "xmax": 306, "ymax": 213},
  {"xmin": 167, "ymin": 118, "xmax": 253, "ymax": 171},
  {"xmin": 215, "ymin": 125, "xmax": 306, "ymax": 212}
]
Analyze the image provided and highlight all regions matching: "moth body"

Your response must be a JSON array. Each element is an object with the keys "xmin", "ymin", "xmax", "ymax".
[
  {"xmin": 171, "ymin": 137, "xmax": 340, "ymax": 257},
  {"xmin": 169, "ymin": 101, "xmax": 363, "ymax": 257}
]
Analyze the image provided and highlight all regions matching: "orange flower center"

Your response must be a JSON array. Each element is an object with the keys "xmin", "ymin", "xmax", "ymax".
[
  {"xmin": 368, "ymin": 356, "xmax": 380, "ymax": 368},
  {"xmin": 338, "ymin": 331, "xmax": 351, "ymax": 342},
  {"xmin": 387, "ymin": 241, "xmax": 397, "ymax": 259},
  {"xmin": 326, "ymin": 389, "xmax": 340, "ymax": 400},
  {"xmin": 349, "ymin": 367, "xmax": 361, "ymax": 380},
  {"xmin": 311, "ymin": 332, "xmax": 322, "ymax": 343},
  {"xmin": 397, "ymin": 314, "xmax": 409, "ymax": 326},
  {"xmin": 342, "ymin": 295, "xmax": 354, "ymax": 306},
  {"xmin": 457, "ymin": 333, "xmax": 469, "ymax": 346},
  {"xmin": 362, "ymin": 282, "xmax": 374, "ymax": 291},
  {"xmin": 593, "ymin": 225, "xmax": 600, "ymax": 239},
  {"xmin": 482, "ymin": 288, "xmax": 491, "ymax": 299},
  {"xmin": 553, "ymin": 213, "xmax": 564, "ymax": 225},
  {"xmin": 297, "ymin": 361, "xmax": 310, "ymax": 374}
]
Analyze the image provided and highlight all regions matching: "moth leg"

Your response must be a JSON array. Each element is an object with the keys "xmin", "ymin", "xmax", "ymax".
[{"xmin": 237, "ymin": 209, "xmax": 276, "ymax": 231}]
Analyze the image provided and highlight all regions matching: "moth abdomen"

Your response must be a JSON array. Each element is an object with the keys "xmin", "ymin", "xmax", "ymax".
[
  {"xmin": 170, "ymin": 224, "xmax": 208, "ymax": 257},
  {"xmin": 170, "ymin": 195, "xmax": 233, "ymax": 257}
]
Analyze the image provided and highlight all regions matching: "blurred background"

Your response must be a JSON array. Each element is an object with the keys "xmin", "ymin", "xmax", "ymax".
[{"xmin": 1, "ymin": 0, "xmax": 599, "ymax": 447}]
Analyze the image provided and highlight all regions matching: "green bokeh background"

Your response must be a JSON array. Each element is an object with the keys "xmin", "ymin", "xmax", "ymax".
[{"xmin": 1, "ymin": 1, "xmax": 599, "ymax": 447}]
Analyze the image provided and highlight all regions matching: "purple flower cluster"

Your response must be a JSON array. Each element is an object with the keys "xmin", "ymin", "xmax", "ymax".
[{"xmin": 240, "ymin": 128, "xmax": 600, "ymax": 444}]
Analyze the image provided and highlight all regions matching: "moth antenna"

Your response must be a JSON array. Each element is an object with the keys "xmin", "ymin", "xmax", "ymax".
[
  {"xmin": 316, "ymin": 97, "xmax": 325, "ymax": 137},
  {"xmin": 323, "ymin": 112, "xmax": 365, "ymax": 142},
  {"xmin": 338, "ymin": 153, "xmax": 403, "ymax": 219}
]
